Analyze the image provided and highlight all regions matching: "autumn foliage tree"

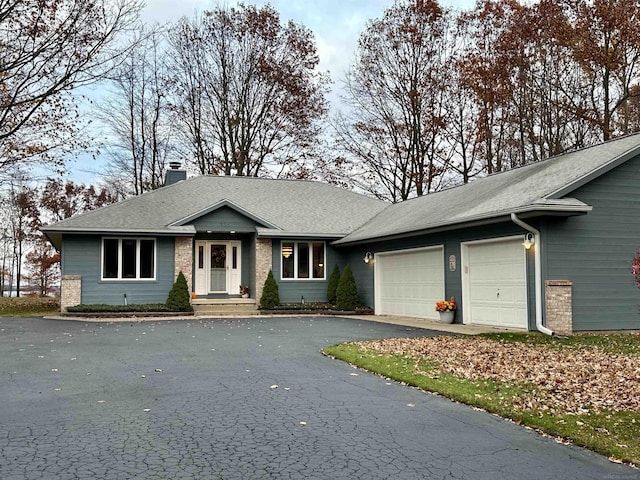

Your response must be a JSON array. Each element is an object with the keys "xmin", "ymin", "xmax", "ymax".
[
  {"xmin": 0, "ymin": 0, "xmax": 142, "ymax": 180},
  {"xmin": 332, "ymin": 0, "xmax": 640, "ymax": 198},
  {"xmin": 9, "ymin": 179, "xmax": 117, "ymax": 296},
  {"xmin": 167, "ymin": 4, "xmax": 329, "ymax": 177}
]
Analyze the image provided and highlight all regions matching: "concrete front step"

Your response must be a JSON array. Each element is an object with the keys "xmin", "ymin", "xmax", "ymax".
[{"xmin": 193, "ymin": 304, "xmax": 259, "ymax": 317}]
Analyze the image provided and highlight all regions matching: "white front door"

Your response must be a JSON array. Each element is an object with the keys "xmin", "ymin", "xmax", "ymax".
[{"xmin": 194, "ymin": 240, "xmax": 242, "ymax": 295}]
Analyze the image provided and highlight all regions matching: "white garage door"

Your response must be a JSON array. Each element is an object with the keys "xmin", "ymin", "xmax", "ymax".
[
  {"xmin": 375, "ymin": 247, "xmax": 444, "ymax": 319},
  {"xmin": 463, "ymin": 238, "xmax": 528, "ymax": 329}
]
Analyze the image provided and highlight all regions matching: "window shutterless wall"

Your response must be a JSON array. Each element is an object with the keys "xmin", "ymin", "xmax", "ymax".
[
  {"xmin": 61, "ymin": 235, "xmax": 175, "ymax": 305},
  {"xmin": 101, "ymin": 238, "xmax": 156, "ymax": 280},
  {"xmin": 271, "ymin": 239, "xmax": 345, "ymax": 303}
]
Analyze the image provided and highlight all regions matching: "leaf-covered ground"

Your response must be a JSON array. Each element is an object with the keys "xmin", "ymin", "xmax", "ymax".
[
  {"xmin": 358, "ymin": 335, "xmax": 640, "ymax": 415},
  {"xmin": 0, "ymin": 296, "xmax": 59, "ymax": 316}
]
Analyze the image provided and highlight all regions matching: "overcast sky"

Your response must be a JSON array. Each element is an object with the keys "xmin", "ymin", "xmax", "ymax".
[{"xmin": 140, "ymin": 0, "xmax": 476, "ymax": 102}]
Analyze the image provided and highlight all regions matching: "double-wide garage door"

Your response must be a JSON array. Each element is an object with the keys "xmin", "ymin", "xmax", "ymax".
[
  {"xmin": 463, "ymin": 238, "xmax": 528, "ymax": 329},
  {"xmin": 375, "ymin": 247, "xmax": 444, "ymax": 319},
  {"xmin": 374, "ymin": 238, "xmax": 528, "ymax": 329}
]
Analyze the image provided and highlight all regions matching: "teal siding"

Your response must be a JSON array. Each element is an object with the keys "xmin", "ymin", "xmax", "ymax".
[
  {"xmin": 339, "ymin": 223, "xmax": 536, "ymax": 326},
  {"xmin": 190, "ymin": 206, "xmax": 260, "ymax": 233},
  {"xmin": 544, "ymin": 155, "xmax": 640, "ymax": 330},
  {"xmin": 270, "ymin": 239, "xmax": 346, "ymax": 303},
  {"xmin": 62, "ymin": 235, "xmax": 175, "ymax": 305}
]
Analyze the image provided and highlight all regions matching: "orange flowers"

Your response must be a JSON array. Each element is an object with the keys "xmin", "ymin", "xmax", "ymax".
[{"xmin": 435, "ymin": 298, "xmax": 456, "ymax": 312}]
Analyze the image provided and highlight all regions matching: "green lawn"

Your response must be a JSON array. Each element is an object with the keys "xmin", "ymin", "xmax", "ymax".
[
  {"xmin": 0, "ymin": 296, "xmax": 60, "ymax": 317},
  {"xmin": 323, "ymin": 332, "xmax": 640, "ymax": 466}
]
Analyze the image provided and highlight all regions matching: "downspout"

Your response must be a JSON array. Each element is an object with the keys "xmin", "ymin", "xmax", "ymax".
[{"xmin": 510, "ymin": 213, "xmax": 554, "ymax": 336}]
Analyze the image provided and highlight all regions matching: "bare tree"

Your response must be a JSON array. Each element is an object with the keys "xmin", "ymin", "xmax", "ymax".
[
  {"xmin": 0, "ymin": 0, "xmax": 142, "ymax": 178},
  {"xmin": 100, "ymin": 28, "xmax": 175, "ymax": 195},
  {"xmin": 334, "ymin": 0, "xmax": 454, "ymax": 202},
  {"xmin": 167, "ymin": 4, "xmax": 329, "ymax": 177}
]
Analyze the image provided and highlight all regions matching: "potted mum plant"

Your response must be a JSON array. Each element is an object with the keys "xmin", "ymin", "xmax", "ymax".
[{"xmin": 435, "ymin": 298, "xmax": 456, "ymax": 324}]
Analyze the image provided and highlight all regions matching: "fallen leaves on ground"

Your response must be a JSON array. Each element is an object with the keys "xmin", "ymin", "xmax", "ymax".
[{"xmin": 359, "ymin": 336, "xmax": 640, "ymax": 415}]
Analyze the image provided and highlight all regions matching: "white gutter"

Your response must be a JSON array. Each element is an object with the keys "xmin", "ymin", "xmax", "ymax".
[{"xmin": 510, "ymin": 213, "xmax": 554, "ymax": 336}]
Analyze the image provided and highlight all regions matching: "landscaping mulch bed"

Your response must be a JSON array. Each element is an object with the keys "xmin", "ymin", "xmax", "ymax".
[{"xmin": 61, "ymin": 311, "xmax": 195, "ymax": 319}]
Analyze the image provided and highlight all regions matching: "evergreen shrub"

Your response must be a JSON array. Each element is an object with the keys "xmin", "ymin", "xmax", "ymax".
[
  {"xmin": 260, "ymin": 270, "xmax": 280, "ymax": 309},
  {"xmin": 327, "ymin": 264, "xmax": 341, "ymax": 304},
  {"xmin": 335, "ymin": 265, "xmax": 359, "ymax": 311},
  {"xmin": 166, "ymin": 271, "xmax": 193, "ymax": 312}
]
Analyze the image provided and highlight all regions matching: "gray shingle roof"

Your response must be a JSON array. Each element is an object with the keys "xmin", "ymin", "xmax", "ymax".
[
  {"xmin": 335, "ymin": 132, "xmax": 640, "ymax": 245},
  {"xmin": 42, "ymin": 176, "xmax": 389, "ymax": 241},
  {"xmin": 43, "ymin": 133, "xmax": 640, "ymax": 249}
]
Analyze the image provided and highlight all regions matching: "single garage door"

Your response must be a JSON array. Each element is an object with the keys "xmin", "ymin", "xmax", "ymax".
[
  {"xmin": 463, "ymin": 238, "xmax": 528, "ymax": 329},
  {"xmin": 375, "ymin": 247, "xmax": 444, "ymax": 319}
]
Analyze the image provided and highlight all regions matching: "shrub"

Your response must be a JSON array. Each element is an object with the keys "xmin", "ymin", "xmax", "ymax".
[
  {"xmin": 66, "ymin": 304, "xmax": 171, "ymax": 313},
  {"xmin": 335, "ymin": 265, "xmax": 359, "ymax": 311},
  {"xmin": 260, "ymin": 270, "xmax": 280, "ymax": 309},
  {"xmin": 166, "ymin": 271, "xmax": 193, "ymax": 312},
  {"xmin": 327, "ymin": 264, "xmax": 341, "ymax": 304}
]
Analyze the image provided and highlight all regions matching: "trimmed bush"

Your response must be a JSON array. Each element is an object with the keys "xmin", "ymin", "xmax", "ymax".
[
  {"xmin": 327, "ymin": 264, "xmax": 341, "ymax": 304},
  {"xmin": 335, "ymin": 265, "xmax": 359, "ymax": 311},
  {"xmin": 260, "ymin": 270, "xmax": 280, "ymax": 309},
  {"xmin": 66, "ymin": 304, "xmax": 171, "ymax": 313},
  {"xmin": 166, "ymin": 271, "xmax": 193, "ymax": 312}
]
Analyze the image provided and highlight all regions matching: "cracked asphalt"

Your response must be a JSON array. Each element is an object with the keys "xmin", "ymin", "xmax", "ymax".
[{"xmin": 0, "ymin": 316, "xmax": 638, "ymax": 480}]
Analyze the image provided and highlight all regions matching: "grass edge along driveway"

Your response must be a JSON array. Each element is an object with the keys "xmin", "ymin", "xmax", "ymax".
[{"xmin": 322, "ymin": 332, "xmax": 640, "ymax": 467}]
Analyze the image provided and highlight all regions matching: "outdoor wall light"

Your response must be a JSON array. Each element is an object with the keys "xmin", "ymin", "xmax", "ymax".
[
  {"xmin": 523, "ymin": 233, "xmax": 535, "ymax": 250},
  {"xmin": 363, "ymin": 252, "xmax": 373, "ymax": 264}
]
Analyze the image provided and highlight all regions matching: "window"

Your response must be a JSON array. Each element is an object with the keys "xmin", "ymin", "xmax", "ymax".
[
  {"xmin": 281, "ymin": 241, "xmax": 325, "ymax": 280},
  {"xmin": 101, "ymin": 238, "xmax": 156, "ymax": 280}
]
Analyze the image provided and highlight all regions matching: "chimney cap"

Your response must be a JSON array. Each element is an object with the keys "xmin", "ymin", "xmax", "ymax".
[{"xmin": 169, "ymin": 161, "xmax": 182, "ymax": 170}]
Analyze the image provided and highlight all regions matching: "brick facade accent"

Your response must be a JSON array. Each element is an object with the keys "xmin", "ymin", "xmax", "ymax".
[
  {"xmin": 545, "ymin": 280, "xmax": 573, "ymax": 336},
  {"xmin": 174, "ymin": 237, "xmax": 193, "ymax": 293},
  {"xmin": 60, "ymin": 275, "xmax": 82, "ymax": 312},
  {"xmin": 255, "ymin": 238, "xmax": 273, "ymax": 302}
]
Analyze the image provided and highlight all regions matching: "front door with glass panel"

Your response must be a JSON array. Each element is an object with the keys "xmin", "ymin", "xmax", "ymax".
[{"xmin": 194, "ymin": 240, "xmax": 241, "ymax": 295}]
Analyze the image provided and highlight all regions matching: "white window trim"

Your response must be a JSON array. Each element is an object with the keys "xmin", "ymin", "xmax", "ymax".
[
  {"xmin": 101, "ymin": 237, "xmax": 157, "ymax": 281},
  {"xmin": 280, "ymin": 241, "xmax": 326, "ymax": 281}
]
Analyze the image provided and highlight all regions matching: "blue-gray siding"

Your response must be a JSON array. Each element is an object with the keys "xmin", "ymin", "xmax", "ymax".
[
  {"xmin": 544, "ymin": 155, "xmax": 640, "ymax": 330},
  {"xmin": 270, "ymin": 239, "xmax": 346, "ymax": 303},
  {"xmin": 339, "ymin": 223, "xmax": 536, "ymax": 326},
  {"xmin": 61, "ymin": 235, "xmax": 175, "ymax": 305},
  {"xmin": 190, "ymin": 206, "xmax": 262, "ymax": 233}
]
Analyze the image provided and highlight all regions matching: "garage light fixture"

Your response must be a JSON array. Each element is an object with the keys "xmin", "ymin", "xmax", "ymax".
[
  {"xmin": 363, "ymin": 252, "xmax": 373, "ymax": 264},
  {"xmin": 523, "ymin": 233, "xmax": 535, "ymax": 250}
]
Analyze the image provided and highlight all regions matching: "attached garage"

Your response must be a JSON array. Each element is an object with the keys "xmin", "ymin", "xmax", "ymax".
[
  {"xmin": 374, "ymin": 246, "xmax": 444, "ymax": 319},
  {"xmin": 461, "ymin": 237, "xmax": 528, "ymax": 329}
]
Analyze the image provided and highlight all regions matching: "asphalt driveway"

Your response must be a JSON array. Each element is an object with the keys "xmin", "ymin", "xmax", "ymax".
[{"xmin": 0, "ymin": 316, "xmax": 637, "ymax": 480}]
